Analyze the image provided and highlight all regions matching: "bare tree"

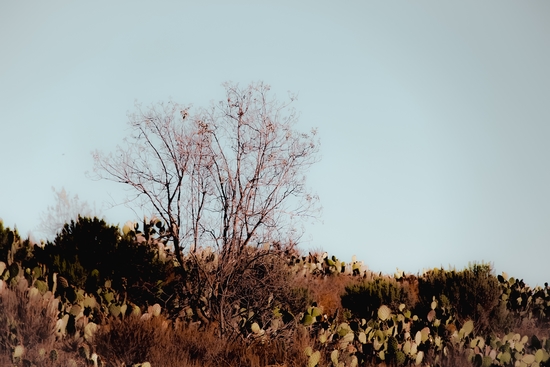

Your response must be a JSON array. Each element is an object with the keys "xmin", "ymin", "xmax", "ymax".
[
  {"xmin": 190, "ymin": 82, "xmax": 319, "ymax": 252},
  {"xmin": 92, "ymin": 101, "xmax": 194, "ymax": 267},
  {"xmin": 38, "ymin": 187, "xmax": 96, "ymax": 239},
  {"xmin": 93, "ymin": 81, "xmax": 320, "ymax": 335}
]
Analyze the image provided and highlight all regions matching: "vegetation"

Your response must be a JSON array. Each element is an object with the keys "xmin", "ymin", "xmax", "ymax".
[
  {"xmin": 1, "ymin": 218, "xmax": 549, "ymax": 366},
  {"xmin": 2, "ymin": 82, "xmax": 548, "ymax": 366},
  {"xmin": 92, "ymin": 82, "xmax": 320, "ymax": 338}
]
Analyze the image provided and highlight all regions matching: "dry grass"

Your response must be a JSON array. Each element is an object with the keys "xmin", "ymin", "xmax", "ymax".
[
  {"xmin": 0, "ymin": 277, "xmax": 88, "ymax": 366},
  {"xmin": 94, "ymin": 314, "xmax": 310, "ymax": 367},
  {"xmin": 0, "ymin": 279, "xmax": 309, "ymax": 367},
  {"xmin": 291, "ymin": 260, "xmax": 355, "ymax": 318},
  {"xmin": 1, "ymin": 258, "xmax": 547, "ymax": 367}
]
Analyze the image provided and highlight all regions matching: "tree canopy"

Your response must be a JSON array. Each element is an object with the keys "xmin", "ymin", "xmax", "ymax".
[{"xmin": 93, "ymin": 81, "xmax": 320, "ymax": 264}]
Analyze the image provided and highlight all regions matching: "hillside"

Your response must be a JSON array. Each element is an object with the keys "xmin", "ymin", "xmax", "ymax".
[{"xmin": 0, "ymin": 217, "xmax": 549, "ymax": 367}]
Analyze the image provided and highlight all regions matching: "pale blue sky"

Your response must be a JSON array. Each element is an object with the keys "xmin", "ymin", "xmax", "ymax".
[{"xmin": 1, "ymin": 1, "xmax": 549, "ymax": 286}]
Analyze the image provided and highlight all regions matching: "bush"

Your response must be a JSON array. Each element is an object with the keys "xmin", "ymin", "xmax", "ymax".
[
  {"xmin": 94, "ymin": 313, "xmax": 308, "ymax": 367},
  {"xmin": 341, "ymin": 276, "xmax": 413, "ymax": 320},
  {"xmin": 0, "ymin": 221, "xmax": 18, "ymax": 263},
  {"xmin": 35, "ymin": 216, "xmax": 175, "ymax": 309},
  {"xmin": 0, "ymin": 274, "xmax": 100, "ymax": 366},
  {"xmin": 178, "ymin": 246, "xmax": 301, "ymax": 338},
  {"xmin": 0, "ymin": 276, "xmax": 58, "ymax": 357},
  {"xmin": 0, "ymin": 222, "xmax": 37, "ymax": 270},
  {"xmin": 416, "ymin": 262, "xmax": 501, "ymax": 333}
]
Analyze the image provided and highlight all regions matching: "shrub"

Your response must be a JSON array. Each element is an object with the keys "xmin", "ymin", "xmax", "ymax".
[
  {"xmin": 35, "ymin": 216, "xmax": 174, "ymax": 309},
  {"xmin": 416, "ymin": 262, "xmax": 501, "ymax": 333},
  {"xmin": 0, "ymin": 277, "xmax": 58, "ymax": 357},
  {"xmin": 0, "ymin": 274, "xmax": 94, "ymax": 366},
  {"xmin": 0, "ymin": 222, "xmax": 37, "ymax": 270},
  {"xmin": 93, "ymin": 313, "xmax": 308, "ymax": 367},
  {"xmin": 292, "ymin": 273, "xmax": 353, "ymax": 319},
  {"xmin": 0, "ymin": 221, "xmax": 18, "ymax": 263},
  {"xmin": 341, "ymin": 276, "xmax": 413, "ymax": 320},
  {"xmin": 179, "ymin": 246, "xmax": 301, "ymax": 339}
]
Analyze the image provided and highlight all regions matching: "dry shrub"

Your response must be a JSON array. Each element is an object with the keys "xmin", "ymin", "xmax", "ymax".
[
  {"xmin": 512, "ymin": 317, "xmax": 550, "ymax": 340},
  {"xmin": 0, "ymin": 277, "xmax": 58, "ymax": 353},
  {"xmin": 94, "ymin": 315, "xmax": 175, "ymax": 365},
  {"xmin": 94, "ymin": 314, "xmax": 309, "ymax": 367},
  {"xmin": 293, "ymin": 274, "xmax": 352, "ymax": 318},
  {"xmin": 0, "ymin": 276, "xmax": 87, "ymax": 366}
]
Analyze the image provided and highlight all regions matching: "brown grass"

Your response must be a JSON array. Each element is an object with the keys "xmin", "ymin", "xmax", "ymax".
[
  {"xmin": 297, "ymin": 275, "xmax": 351, "ymax": 317},
  {"xmin": 0, "ymin": 276, "xmax": 87, "ymax": 366},
  {"xmin": 94, "ymin": 314, "xmax": 310, "ymax": 367},
  {"xmin": 1, "ymin": 259, "xmax": 547, "ymax": 367}
]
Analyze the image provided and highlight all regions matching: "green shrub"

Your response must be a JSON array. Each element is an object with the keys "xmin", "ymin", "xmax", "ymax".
[
  {"xmin": 0, "ymin": 220, "xmax": 18, "ymax": 263},
  {"xmin": 416, "ymin": 262, "xmax": 501, "ymax": 333},
  {"xmin": 35, "ymin": 216, "xmax": 175, "ymax": 309},
  {"xmin": 341, "ymin": 277, "xmax": 412, "ymax": 320}
]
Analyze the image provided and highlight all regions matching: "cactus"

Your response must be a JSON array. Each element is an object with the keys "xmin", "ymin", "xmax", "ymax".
[
  {"xmin": 522, "ymin": 354, "xmax": 536, "ymax": 364},
  {"xmin": 396, "ymin": 350, "xmax": 406, "ymax": 366},
  {"xmin": 84, "ymin": 322, "xmax": 98, "ymax": 342},
  {"xmin": 49, "ymin": 349, "xmax": 58, "ymax": 362},
  {"xmin": 54, "ymin": 314, "xmax": 70, "ymax": 338},
  {"xmin": 499, "ymin": 351, "xmax": 511, "ymax": 364},
  {"xmin": 132, "ymin": 305, "xmax": 142, "ymax": 317},
  {"xmin": 481, "ymin": 355, "xmax": 492, "ymax": 367},
  {"xmin": 251, "ymin": 322, "xmax": 261, "ymax": 334},
  {"xmin": 12, "ymin": 345, "xmax": 24, "ymax": 362},
  {"xmin": 32, "ymin": 266, "xmax": 42, "ymax": 279},
  {"xmin": 461, "ymin": 320, "xmax": 474, "ymax": 337},
  {"xmin": 302, "ymin": 314, "xmax": 314, "ymax": 326},
  {"xmin": 415, "ymin": 350, "xmax": 424, "ymax": 365},
  {"xmin": 309, "ymin": 306, "xmax": 322, "ymax": 318},
  {"xmin": 8, "ymin": 262, "xmax": 19, "ymax": 278},
  {"xmin": 151, "ymin": 303, "xmax": 161, "ymax": 317},
  {"xmin": 330, "ymin": 349, "xmax": 339, "ymax": 366},
  {"xmin": 78, "ymin": 345, "xmax": 91, "ymax": 360},
  {"xmin": 307, "ymin": 350, "xmax": 321, "ymax": 367},
  {"xmin": 377, "ymin": 305, "xmax": 391, "ymax": 321},
  {"xmin": 34, "ymin": 279, "xmax": 48, "ymax": 294},
  {"xmin": 109, "ymin": 304, "xmax": 121, "ymax": 317},
  {"xmin": 387, "ymin": 336, "xmax": 398, "ymax": 357}
]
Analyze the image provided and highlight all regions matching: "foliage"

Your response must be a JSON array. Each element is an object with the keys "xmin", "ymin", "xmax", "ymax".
[
  {"xmin": 0, "ymin": 221, "xmax": 19, "ymax": 263},
  {"xmin": 94, "ymin": 313, "xmax": 308, "ymax": 367},
  {"xmin": 35, "ymin": 216, "xmax": 175, "ymax": 308},
  {"xmin": 2, "ymin": 218, "xmax": 550, "ymax": 366},
  {"xmin": 341, "ymin": 277, "xmax": 414, "ymax": 320},
  {"xmin": 92, "ymin": 81, "xmax": 320, "ymax": 305},
  {"xmin": 92, "ymin": 82, "xmax": 322, "ymax": 337},
  {"xmin": 175, "ymin": 245, "xmax": 302, "ymax": 340},
  {"xmin": 496, "ymin": 272, "xmax": 550, "ymax": 332},
  {"xmin": 0, "ymin": 222, "xmax": 37, "ymax": 270},
  {"xmin": 416, "ymin": 263, "xmax": 502, "ymax": 333},
  {"xmin": 0, "ymin": 272, "xmax": 93, "ymax": 366}
]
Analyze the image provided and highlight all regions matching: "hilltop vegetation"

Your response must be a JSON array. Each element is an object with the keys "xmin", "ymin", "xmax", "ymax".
[
  {"xmin": 2, "ymin": 82, "xmax": 548, "ymax": 366},
  {"xmin": 0, "ymin": 217, "xmax": 549, "ymax": 367}
]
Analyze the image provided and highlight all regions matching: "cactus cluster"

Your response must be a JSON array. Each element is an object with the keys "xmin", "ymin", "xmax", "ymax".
[
  {"xmin": 3, "ymin": 217, "xmax": 550, "ymax": 366},
  {"xmin": 287, "ymin": 251, "xmax": 369, "ymax": 278},
  {"xmin": 301, "ymin": 295, "xmax": 550, "ymax": 367},
  {"xmin": 0, "ymin": 269, "xmax": 97, "ymax": 365},
  {"xmin": 292, "ymin": 257, "xmax": 550, "ymax": 367},
  {"xmin": 497, "ymin": 272, "xmax": 550, "ymax": 327}
]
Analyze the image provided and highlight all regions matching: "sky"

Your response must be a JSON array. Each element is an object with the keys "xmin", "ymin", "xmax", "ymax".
[{"xmin": 1, "ymin": 1, "xmax": 549, "ymax": 286}]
